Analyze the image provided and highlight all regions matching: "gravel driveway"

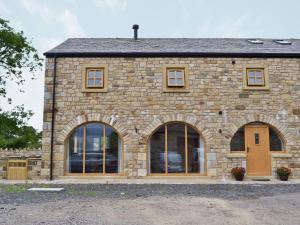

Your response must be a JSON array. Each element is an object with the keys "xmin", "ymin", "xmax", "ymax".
[{"xmin": 0, "ymin": 183, "xmax": 300, "ymax": 225}]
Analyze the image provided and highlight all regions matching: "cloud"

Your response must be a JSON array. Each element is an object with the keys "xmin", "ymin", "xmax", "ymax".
[
  {"xmin": 21, "ymin": 0, "xmax": 55, "ymax": 23},
  {"xmin": 95, "ymin": 0, "xmax": 127, "ymax": 11},
  {"xmin": 21, "ymin": 0, "xmax": 86, "ymax": 38},
  {"xmin": 60, "ymin": 9, "xmax": 86, "ymax": 37}
]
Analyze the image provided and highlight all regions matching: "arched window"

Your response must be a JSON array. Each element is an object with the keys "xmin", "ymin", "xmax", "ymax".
[
  {"xmin": 67, "ymin": 123, "xmax": 122, "ymax": 174},
  {"xmin": 149, "ymin": 122, "xmax": 205, "ymax": 174},
  {"xmin": 230, "ymin": 124, "xmax": 284, "ymax": 152}
]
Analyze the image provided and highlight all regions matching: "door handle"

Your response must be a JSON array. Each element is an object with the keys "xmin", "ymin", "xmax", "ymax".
[{"xmin": 247, "ymin": 146, "xmax": 249, "ymax": 152}]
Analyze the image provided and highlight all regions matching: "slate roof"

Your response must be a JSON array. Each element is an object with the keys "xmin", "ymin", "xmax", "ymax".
[{"xmin": 44, "ymin": 38, "xmax": 300, "ymax": 57}]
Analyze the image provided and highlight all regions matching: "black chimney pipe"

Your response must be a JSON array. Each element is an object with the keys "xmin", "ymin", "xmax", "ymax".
[{"xmin": 132, "ymin": 24, "xmax": 139, "ymax": 40}]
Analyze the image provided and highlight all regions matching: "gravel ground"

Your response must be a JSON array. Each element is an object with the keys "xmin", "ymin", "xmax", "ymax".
[{"xmin": 0, "ymin": 183, "xmax": 300, "ymax": 225}]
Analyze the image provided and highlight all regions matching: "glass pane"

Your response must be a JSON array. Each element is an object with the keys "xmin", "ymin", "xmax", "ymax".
[
  {"xmin": 255, "ymin": 70, "xmax": 262, "ymax": 78},
  {"xmin": 230, "ymin": 127, "xmax": 245, "ymax": 151},
  {"xmin": 85, "ymin": 123, "xmax": 103, "ymax": 173},
  {"xmin": 167, "ymin": 123, "xmax": 185, "ymax": 173},
  {"xmin": 88, "ymin": 71, "xmax": 94, "ymax": 78},
  {"xmin": 248, "ymin": 71, "xmax": 255, "ymax": 78},
  {"xmin": 88, "ymin": 78, "xmax": 94, "ymax": 86},
  {"xmin": 68, "ymin": 126, "xmax": 84, "ymax": 173},
  {"xmin": 95, "ymin": 78, "xmax": 102, "ymax": 86},
  {"xmin": 95, "ymin": 70, "xmax": 102, "ymax": 78},
  {"xmin": 255, "ymin": 133, "xmax": 259, "ymax": 144},
  {"xmin": 176, "ymin": 78, "xmax": 184, "ymax": 86},
  {"xmin": 248, "ymin": 77, "xmax": 255, "ymax": 85},
  {"xmin": 270, "ymin": 128, "xmax": 283, "ymax": 151},
  {"xmin": 168, "ymin": 78, "xmax": 176, "ymax": 86},
  {"xmin": 187, "ymin": 126, "xmax": 202, "ymax": 173},
  {"xmin": 168, "ymin": 71, "xmax": 175, "ymax": 79},
  {"xmin": 105, "ymin": 126, "xmax": 120, "ymax": 173},
  {"xmin": 175, "ymin": 71, "xmax": 183, "ymax": 79},
  {"xmin": 150, "ymin": 126, "xmax": 165, "ymax": 173}
]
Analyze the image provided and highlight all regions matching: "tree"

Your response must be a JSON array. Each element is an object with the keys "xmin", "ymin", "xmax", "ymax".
[
  {"xmin": 0, "ymin": 18, "xmax": 43, "ymax": 98},
  {"xmin": 0, "ymin": 106, "xmax": 41, "ymax": 148},
  {"xmin": 0, "ymin": 18, "xmax": 43, "ymax": 149}
]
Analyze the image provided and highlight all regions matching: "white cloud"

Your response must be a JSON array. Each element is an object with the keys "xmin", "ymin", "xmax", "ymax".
[
  {"xmin": 60, "ymin": 9, "xmax": 86, "ymax": 37},
  {"xmin": 21, "ymin": 0, "xmax": 86, "ymax": 38},
  {"xmin": 21, "ymin": 0, "xmax": 55, "ymax": 23},
  {"xmin": 95, "ymin": 0, "xmax": 127, "ymax": 11}
]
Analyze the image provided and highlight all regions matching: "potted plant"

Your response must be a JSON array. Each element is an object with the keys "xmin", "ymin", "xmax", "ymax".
[
  {"xmin": 276, "ymin": 167, "xmax": 292, "ymax": 181},
  {"xmin": 231, "ymin": 167, "xmax": 246, "ymax": 181}
]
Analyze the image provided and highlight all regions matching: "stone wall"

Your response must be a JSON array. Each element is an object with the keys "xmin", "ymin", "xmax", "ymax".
[
  {"xmin": 42, "ymin": 57, "xmax": 300, "ymax": 178},
  {"xmin": 0, "ymin": 149, "xmax": 42, "ymax": 180}
]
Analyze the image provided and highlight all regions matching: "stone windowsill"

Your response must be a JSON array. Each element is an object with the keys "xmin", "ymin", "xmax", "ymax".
[
  {"xmin": 271, "ymin": 153, "xmax": 293, "ymax": 158},
  {"xmin": 226, "ymin": 153, "xmax": 246, "ymax": 158},
  {"xmin": 227, "ymin": 152, "xmax": 293, "ymax": 158}
]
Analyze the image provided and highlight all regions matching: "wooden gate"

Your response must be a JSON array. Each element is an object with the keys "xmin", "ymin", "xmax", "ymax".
[{"xmin": 7, "ymin": 159, "xmax": 28, "ymax": 180}]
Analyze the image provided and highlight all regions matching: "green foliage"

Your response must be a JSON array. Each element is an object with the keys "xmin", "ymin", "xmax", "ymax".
[
  {"xmin": 276, "ymin": 167, "xmax": 292, "ymax": 177},
  {"xmin": 0, "ymin": 106, "xmax": 41, "ymax": 149},
  {"xmin": 0, "ymin": 18, "xmax": 43, "ymax": 98}
]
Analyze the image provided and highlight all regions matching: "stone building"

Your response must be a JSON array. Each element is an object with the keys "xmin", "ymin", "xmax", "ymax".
[{"xmin": 42, "ymin": 27, "xmax": 300, "ymax": 180}]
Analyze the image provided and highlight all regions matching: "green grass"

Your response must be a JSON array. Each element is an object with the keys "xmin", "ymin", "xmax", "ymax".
[{"xmin": 0, "ymin": 183, "xmax": 32, "ymax": 193}]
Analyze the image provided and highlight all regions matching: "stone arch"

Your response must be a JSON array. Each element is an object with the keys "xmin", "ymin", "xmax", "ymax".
[
  {"xmin": 58, "ymin": 113, "xmax": 129, "ymax": 144},
  {"xmin": 141, "ymin": 113, "xmax": 213, "ymax": 146},
  {"xmin": 227, "ymin": 114, "xmax": 295, "ymax": 150}
]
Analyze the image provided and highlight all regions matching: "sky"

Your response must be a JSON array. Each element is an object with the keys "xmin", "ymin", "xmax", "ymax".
[{"xmin": 1, "ymin": 0, "xmax": 300, "ymax": 131}]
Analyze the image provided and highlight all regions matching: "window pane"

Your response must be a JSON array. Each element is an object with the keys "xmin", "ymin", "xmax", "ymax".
[
  {"xmin": 168, "ymin": 71, "xmax": 175, "ymax": 79},
  {"xmin": 248, "ymin": 71, "xmax": 255, "ymax": 78},
  {"xmin": 95, "ymin": 70, "xmax": 102, "ymax": 78},
  {"xmin": 255, "ymin": 70, "xmax": 263, "ymax": 78},
  {"xmin": 68, "ymin": 126, "xmax": 84, "ymax": 173},
  {"xmin": 167, "ymin": 123, "xmax": 185, "ymax": 173},
  {"xmin": 88, "ymin": 71, "xmax": 94, "ymax": 78},
  {"xmin": 95, "ymin": 78, "xmax": 102, "ymax": 86},
  {"xmin": 85, "ymin": 123, "xmax": 103, "ymax": 173},
  {"xmin": 150, "ymin": 126, "xmax": 165, "ymax": 173},
  {"xmin": 176, "ymin": 78, "xmax": 184, "ymax": 86},
  {"xmin": 175, "ymin": 71, "xmax": 183, "ymax": 79},
  {"xmin": 105, "ymin": 126, "xmax": 120, "ymax": 173},
  {"xmin": 270, "ymin": 128, "xmax": 283, "ymax": 151},
  {"xmin": 168, "ymin": 78, "xmax": 176, "ymax": 86},
  {"xmin": 248, "ymin": 77, "xmax": 255, "ymax": 85},
  {"xmin": 230, "ymin": 127, "xmax": 245, "ymax": 151},
  {"xmin": 187, "ymin": 126, "xmax": 204, "ymax": 173},
  {"xmin": 88, "ymin": 78, "xmax": 94, "ymax": 86}
]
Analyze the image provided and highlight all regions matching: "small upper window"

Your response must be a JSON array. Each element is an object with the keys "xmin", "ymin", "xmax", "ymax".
[
  {"xmin": 86, "ymin": 69, "xmax": 104, "ymax": 88},
  {"xmin": 246, "ymin": 68, "xmax": 265, "ymax": 86},
  {"xmin": 274, "ymin": 40, "xmax": 292, "ymax": 45},
  {"xmin": 82, "ymin": 64, "xmax": 108, "ymax": 93},
  {"xmin": 247, "ymin": 39, "xmax": 263, "ymax": 44},
  {"xmin": 167, "ymin": 68, "xmax": 185, "ymax": 87},
  {"xmin": 163, "ymin": 65, "xmax": 189, "ymax": 93}
]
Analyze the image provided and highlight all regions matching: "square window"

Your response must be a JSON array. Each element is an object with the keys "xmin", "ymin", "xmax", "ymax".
[
  {"xmin": 167, "ymin": 68, "xmax": 185, "ymax": 87},
  {"xmin": 82, "ymin": 64, "xmax": 108, "ymax": 93},
  {"xmin": 246, "ymin": 69, "xmax": 265, "ymax": 86},
  {"xmin": 86, "ymin": 68, "xmax": 104, "ymax": 88}
]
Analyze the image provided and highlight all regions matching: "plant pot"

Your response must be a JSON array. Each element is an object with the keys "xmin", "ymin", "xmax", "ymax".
[
  {"xmin": 279, "ymin": 175, "xmax": 289, "ymax": 181},
  {"xmin": 233, "ymin": 174, "xmax": 244, "ymax": 181}
]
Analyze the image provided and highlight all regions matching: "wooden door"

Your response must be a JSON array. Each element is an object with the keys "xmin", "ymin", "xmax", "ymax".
[{"xmin": 245, "ymin": 125, "xmax": 271, "ymax": 176}]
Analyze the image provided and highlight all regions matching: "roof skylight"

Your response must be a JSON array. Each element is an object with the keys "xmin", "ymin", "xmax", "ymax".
[
  {"xmin": 247, "ymin": 39, "xmax": 263, "ymax": 44},
  {"xmin": 274, "ymin": 40, "xmax": 292, "ymax": 45}
]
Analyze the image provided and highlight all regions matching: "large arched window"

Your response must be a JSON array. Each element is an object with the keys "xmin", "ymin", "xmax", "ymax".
[
  {"xmin": 66, "ymin": 123, "xmax": 122, "ymax": 174},
  {"xmin": 149, "ymin": 122, "xmax": 205, "ymax": 174},
  {"xmin": 230, "ymin": 123, "xmax": 284, "ymax": 152}
]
